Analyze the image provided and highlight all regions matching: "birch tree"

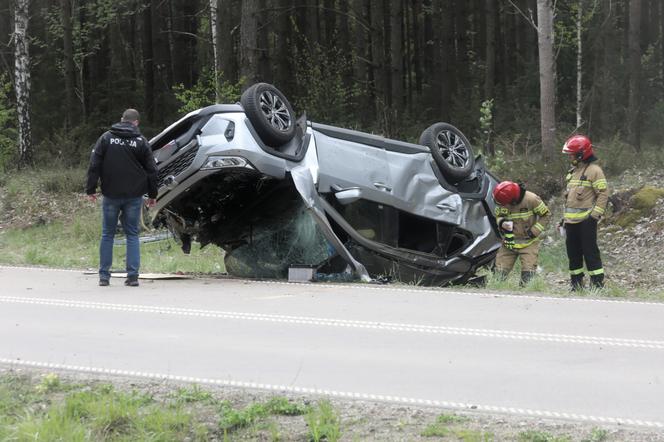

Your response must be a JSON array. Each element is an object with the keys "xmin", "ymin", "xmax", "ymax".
[
  {"xmin": 13, "ymin": 0, "xmax": 32, "ymax": 169},
  {"xmin": 60, "ymin": 0, "xmax": 76, "ymax": 129},
  {"xmin": 210, "ymin": 0, "xmax": 220, "ymax": 102},
  {"xmin": 575, "ymin": 0, "xmax": 583, "ymax": 130},
  {"xmin": 628, "ymin": 0, "xmax": 642, "ymax": 150}
]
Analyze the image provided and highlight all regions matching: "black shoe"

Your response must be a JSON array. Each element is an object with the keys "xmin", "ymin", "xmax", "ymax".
[
  {"xmin": 124, "ymin": 278, "xmax": 139, "ymax": 287},
  {"xmin": 590, "ymin": 274, "xmax": 604, "ymax": 289},
  {"xmin": 99, "ymin": 279, "xmax": 110, "ymax": 287}
]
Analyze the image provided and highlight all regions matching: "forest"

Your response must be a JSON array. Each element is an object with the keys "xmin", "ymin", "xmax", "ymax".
[{"xmin": 0, "ymin": 0, "xmax": 663, "ymax": 171}]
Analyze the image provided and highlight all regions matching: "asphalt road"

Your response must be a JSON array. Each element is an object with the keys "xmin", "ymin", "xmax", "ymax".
[{"xmin": 1, "ymin": 265, "xmax": 663, "ymax": 429}]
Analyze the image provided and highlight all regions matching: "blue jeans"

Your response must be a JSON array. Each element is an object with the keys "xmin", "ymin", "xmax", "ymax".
[{"xmin": 99, "ymin": 196, "xmax": 143, "ymax": 281}]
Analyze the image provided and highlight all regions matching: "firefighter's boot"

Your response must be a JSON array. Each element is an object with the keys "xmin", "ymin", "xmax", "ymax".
[
  {"xmin": 590, "ymin": 273, "xmax": 604, "ymax": 289},
  {"xmin": 570, "ymin": 274, "xmax": 584, "ymax": 291},
  {"xmin": 520, "ymin": 271, "xmax": 535, "ymax": 286}
]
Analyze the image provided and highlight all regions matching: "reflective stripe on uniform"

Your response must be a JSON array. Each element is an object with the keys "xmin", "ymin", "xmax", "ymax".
[
  {"xmin": 564, "ymin": 209, "xmax": 591, "ymax": 219},
  {"xmin": 588, "ymin": 268, "xmax": 604, "ymax": 276},
  {"xmin": 533, "ymin": 202, "xmax": 549, "ymax": 215},
  {"xmin": 568, "ymin": 179, "xmax": 592, "ymax": 187},
  {"xmin": 592, "ymin": 206, "xmax": 605, "ymax": 215},
  {"xmin": 570, "ymin": 268, "xmax": 584, "ymax": 275},
  {"xmin": 495, "ymin": 207, "xmax": 508, "ymax": 216},
  {"xmin": 533, "ymin": 222, "xmax": 544, "ymax": 232},
  {"xmin": 593, "ymin": 179, "xmax": 607, "ymax": 190},
  {"xmin": 505, "ymin": 211, "xmax": 534, "ymax": 220},
  {"xmin": 512, "ymin": 238, "xmax": 538, "ymax": 249}
]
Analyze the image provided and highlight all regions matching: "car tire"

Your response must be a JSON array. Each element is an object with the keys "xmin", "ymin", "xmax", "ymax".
[
  {"xmin": 241, "ymin": 83, "xmax": 296, "ymax": 147},
  {"xmin": 419, "ymin": 122, "xmax": 475, "ymax": 183}
]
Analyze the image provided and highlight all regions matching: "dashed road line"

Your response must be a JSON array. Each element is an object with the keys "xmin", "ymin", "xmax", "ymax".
[
  {"xmin": 2, "ymin": 296, "xmax": 663, "ymax": 349},
  {"xmin": 1, "ymin": 358, "xmax": 662, "ymax": 430}
]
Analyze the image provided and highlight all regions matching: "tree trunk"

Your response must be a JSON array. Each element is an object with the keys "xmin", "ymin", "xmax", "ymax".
[
  {"xmin": 338, "ymin": 0, "xmax": 352, "ymax": 92},
  {"xmin": 439, "ymin": 0, "xmax": 453, "ymax": 122},
  {"xmin": 536, "ymin": 0, "xmax": 556, "ymax": 162},
  {"xmin": 370, "ymin": 0, "xmax": 386, "ymax": 109},
  {"xmin": 353, "ymin": 0, "xmax": 371, "ymax": 124},
  {"xmin": 323, "ymin": 0, "xmax": 335, "ymax": 46},
  {"xmin": 240, "ymin": 0, "xmax": 259, "ymax": 88},
  {"xmin": 454, "ymin": 0, "xmax": 470, "ymax": 99},
  {"xmin": 575, "ymin": 0, "xmax": 583, "ymax": 130},
  {"xmin": 306, "ymin": 0, "xmax": 320, "ymax": 46},
  {"xmin": 390, "ymin": 0, "xmax": 404, "ymax": 113},
  {"xmin": 166, "ymin": 0, "xmax": 176, "ymax": 85},
  {"xmin": 484, "ymin": 0, "xmax": 496, "ymax": 156},
  {"xmin": 412, "ymin": 0, "xmax": 423, "ymax": 96},
  {"xmin": 660, "ymin": 0, "xmax": 664, "ymax": 99},
  {"xmin": 628, "ymin": 0, "xmax": 642, "ymax": 150},
  {"xmin": 0, "ymin": 0, "xmax": 10, "ymax": 73},
  {"xmin": 210, "ymin": 0, "xmax": 220, "ymax": 102},
  {"xmin": 219, "ymin": 0, "xmax": 238, "ymax": 83},
  {"xmin": 13, "ymin": 0, "xmax": 32, "ymax": 169},
  {"xmin": 427, "ymin": 0, "xmax": 443, "ymax": 116},
  {"xmin": 257, "ymin": 0, "xmax": 270, "ymax": 81},
  {"xmin": 142, "ymin": 0, "xmax": 155, "ymax": 122},
  {"xmin": 61, "ymin": 0, "xmax": 77, "ymax": 129},
  {"xmin": 78, "ymin": 1, "xmax": 88, "ymax": 120},
  {"xmin": 275, "ymin": 0, "xmax": 293, "ymax": 93}
]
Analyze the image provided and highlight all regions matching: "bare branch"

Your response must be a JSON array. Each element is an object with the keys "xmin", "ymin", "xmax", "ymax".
[{"xmin": 505, "ymin": 0, "xmax": 538, "ymax": 31}]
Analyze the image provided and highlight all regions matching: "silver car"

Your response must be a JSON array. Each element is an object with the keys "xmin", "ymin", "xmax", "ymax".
[{"xmin": 150, "ymin": 83, "xmax": 501, "ymax": 285}]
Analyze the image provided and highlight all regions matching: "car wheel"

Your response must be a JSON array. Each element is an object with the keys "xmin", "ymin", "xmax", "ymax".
[
  {"xmin": 419, "ymin": 122, "xmax": 475, "ymax": 182},
  {"xmin": 241, "ymin": 83, "xmax": 296, "ymax": 147}
]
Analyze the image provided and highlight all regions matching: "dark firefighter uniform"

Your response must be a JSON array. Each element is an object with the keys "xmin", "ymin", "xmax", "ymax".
[
  {"xmin": 561, "ymin": 134, "xmax": 610, "ymax": 290},
  {"xmin": 563, "ymin": 161, "xmax": 609, "ymax": 289}
]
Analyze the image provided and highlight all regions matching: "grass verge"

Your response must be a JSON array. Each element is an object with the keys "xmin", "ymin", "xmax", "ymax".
[{"xmin": 0, "ymin": 203, "xmax": 226, "ymax": 274}]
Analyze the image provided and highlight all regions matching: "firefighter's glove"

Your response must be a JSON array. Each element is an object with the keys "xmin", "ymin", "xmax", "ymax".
[
  {"xmin": 503, "ymin": 232, "xmax": 516, "ymax": 250},
  {"xmin": 499, "ymin": 220, "xmax": 514, "ymax": 233}
]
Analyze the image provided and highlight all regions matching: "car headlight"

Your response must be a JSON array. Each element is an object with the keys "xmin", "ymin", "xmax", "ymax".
[{"xmin": 201, "ymin": 156, "xmax": 251, "ymax": 170}]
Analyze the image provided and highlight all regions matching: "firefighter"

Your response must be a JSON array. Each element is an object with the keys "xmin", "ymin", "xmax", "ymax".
[
  {"xmin": 493, "ymin": 181, "xmax": 551, "ymax": 285},
  {"xmin": 560, "ymin": 134, "xmax": 609, "ymax": 290}
]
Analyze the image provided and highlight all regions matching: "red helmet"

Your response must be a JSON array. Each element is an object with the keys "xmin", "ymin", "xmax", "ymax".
[
  {"xmin": 562, "ymin": 135, "xmax": 593, "ymax": 161},
  {"xmin": 493, "ymin": 181, "xmax": 521, "ymax": 206}
]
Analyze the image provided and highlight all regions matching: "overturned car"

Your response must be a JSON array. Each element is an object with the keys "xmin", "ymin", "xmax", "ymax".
[{"xmin": 150, "ymin": 83, "xmax": 501, "ymax": 285}]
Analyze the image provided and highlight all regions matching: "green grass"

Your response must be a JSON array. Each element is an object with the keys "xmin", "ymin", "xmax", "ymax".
[
  {"xmin": 305, "ymin": 400, "xmax": 342, "ymax": 442},
  {"xmin": 218, "ymin": 396, "xmax": 310, "ymax": 433},
  {"xmin": 0, "ymin": 206, "xmax": 226, "ymax": 274},
  {"xmin": 1, "ymin": 374, "xmax": 206, "ymax": 441},
  {"xmin": 421, "ymin": 414, "xmax": 493, "ymax": 440},
  {"xmin": 518, "ymin": 430, "xmax": 572, "ymax": 442},
  {"xmin": 0, "ymin": 167, "xmax": 226, "ymax": 274},
  {"xmin": 582, "ymin": 427, "xmax": 609, "ymax": 442},
  {"xmin": 0, "ymin": 374, "xmax": 317, "ymax": 442},
  {"xmin": 170, "ymin": 384, "xmax": 215, "ymax": 405}
]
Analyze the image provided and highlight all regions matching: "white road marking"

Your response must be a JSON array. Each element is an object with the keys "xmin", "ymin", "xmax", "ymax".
[
  {"xmin": 2, "ymin": 264, "xmax": 663, "ymax": 307},
  {"xmin": 1, "ymin": 357, "xmax": 662, "ymax": 430},
  {"xmin": 2, "ymin": 295, "xmax": 663, "ymax": 350}
]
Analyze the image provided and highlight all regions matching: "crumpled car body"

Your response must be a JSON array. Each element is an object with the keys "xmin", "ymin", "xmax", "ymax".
[{"xmin": 150, "ymin": 88, "xmax": 501, "ymax": 285}]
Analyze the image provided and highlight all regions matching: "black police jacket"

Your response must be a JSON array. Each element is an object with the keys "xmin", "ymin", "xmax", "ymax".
[{"xmin": 85, "ymin": 122, "xmax": 158, "ymax": 199}]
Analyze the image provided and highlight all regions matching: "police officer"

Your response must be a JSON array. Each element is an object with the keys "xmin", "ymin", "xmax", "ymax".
[
  {"xmin": 561, "ymin": 134, "xmax": 609, "ymax": 290},
  {"xmin": 493, "ymin": 181, "xmax": 551, "ymax": 285},
  {"xmin": 85, "ymin": 109, "xmax": 158, "ymax": 287}
]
